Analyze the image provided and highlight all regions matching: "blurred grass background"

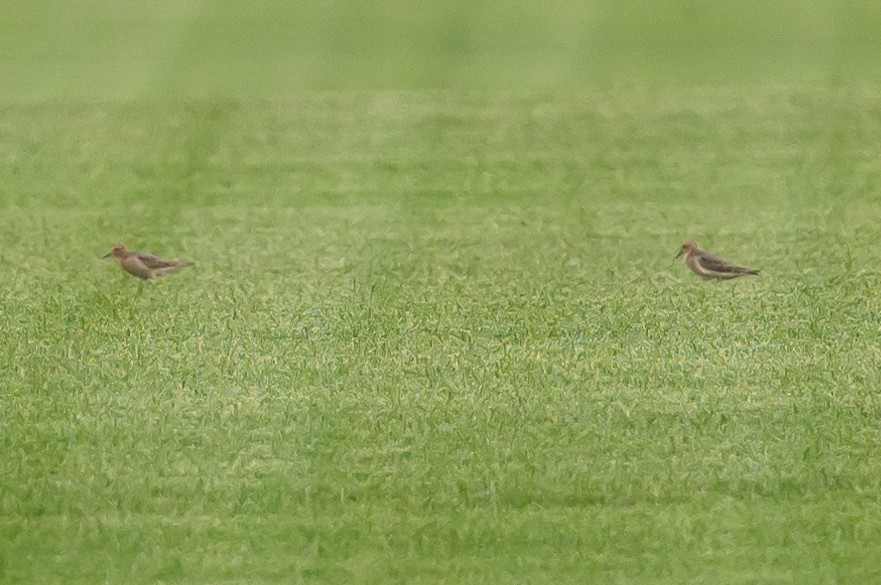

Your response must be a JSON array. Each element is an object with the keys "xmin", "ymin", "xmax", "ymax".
[
  {"xmin": 4, "ymin": 2, "xmax": 881, "ymax": 583},
  {"xmin": 3, "ymin": 0, "xmax": 881, "ymax": 97}
]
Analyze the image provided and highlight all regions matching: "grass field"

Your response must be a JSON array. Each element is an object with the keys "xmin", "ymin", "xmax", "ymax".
[
  {"xmin": 4, "ymin": 0, "xmax": 881, "ymax": 96},
  {"xmin": 3, "ymin": 89, "xmax": 881, "ymax": 584},
  {"xmin": 4, "ymin": 1, "xmax": 881, "ymax": 584}
]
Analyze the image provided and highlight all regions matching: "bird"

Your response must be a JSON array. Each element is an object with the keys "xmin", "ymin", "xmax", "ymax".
[
  {"xmin": 103, "ymin": 244, "xmax": 192, "ymax": 281},
  {"xmin": 675, "ymin": 240, "xmax": 759, "ymax": 280}
]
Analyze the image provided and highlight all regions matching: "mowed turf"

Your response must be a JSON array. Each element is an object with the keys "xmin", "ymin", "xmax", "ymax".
[
  {"xmin": 3, "ymin": 89, "xmax": 881, "ymax": 583},
  {"xmin": 4, "ymin": 0, "xmax": 881, "ymax": 97}
]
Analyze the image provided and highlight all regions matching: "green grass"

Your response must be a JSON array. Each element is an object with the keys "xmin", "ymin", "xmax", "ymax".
[
  {"xmin": 3, "ymin": 0, "xmax": 881, "ymax": 97},
  {"xmin": 4, "ymin": 1, "xmax": 881, "ymax": 581},
  {"xmin": 3, "ymin": 88, "xmax": 881, "ymax": 583}
]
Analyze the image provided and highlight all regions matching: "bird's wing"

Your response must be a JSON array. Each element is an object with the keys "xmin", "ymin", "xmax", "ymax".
[
  {"xmin": 697, "ymin": 252, "xmax": 756, "ymax": 274},
  {"xmin": 121, "ymin": 255, "xmax": 154, "ymax": 279},
  {"xmin": 696, "ymin": 252, "xmax": 738, "ymax": 273},
  {"xmin": 135, "ymin": 252, "xmax": 178, "ymax": 269}
]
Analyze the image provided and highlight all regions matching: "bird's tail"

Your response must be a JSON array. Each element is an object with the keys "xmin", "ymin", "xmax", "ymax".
[{"xmin": 154, "ymin": 262, "xmax": 192, "ymax": 277}]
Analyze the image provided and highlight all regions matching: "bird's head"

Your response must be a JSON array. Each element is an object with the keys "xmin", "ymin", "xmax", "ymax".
[
  {"xmin": 675, "ymin": 240, "xmax": 699, "ymax": 259},
  {"xmin": 103, "ymin": 244, "xmax": 129, "ymax": 258}
]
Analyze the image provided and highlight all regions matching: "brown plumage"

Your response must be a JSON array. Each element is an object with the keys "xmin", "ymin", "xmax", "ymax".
[
  {"xmin": 675, "ymin": 240, "xmax": 759, "ymax": 280},
  {"xmin": 103, "ymin": 244, "xmax": 192, "ymax": 281}
]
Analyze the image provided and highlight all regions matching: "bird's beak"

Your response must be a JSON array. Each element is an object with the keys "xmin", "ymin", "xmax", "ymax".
[
  {"xmin": 102, "ymin": 252, "xmax": 112, "ymax": 258},
  {"xmin": 675, "ymin": 250, "xmax": 683, "ymax": 259}
]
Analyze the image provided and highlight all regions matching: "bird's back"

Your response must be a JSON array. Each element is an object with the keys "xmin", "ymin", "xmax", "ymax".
[{"xmin": 134, "ymin": 252, "xmax": 178, "ymax": 269}]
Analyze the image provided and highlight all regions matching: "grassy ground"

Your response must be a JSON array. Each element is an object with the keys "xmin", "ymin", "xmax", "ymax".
[
  {"xmin": 2, "ymin": 89, "xmax": 881, "ymax": 583},
  {"xmin": 4, "ymin": 0, "xmax": 881, "ymax": 582},
  {"xmin": 3, "ymin": 0, "xmax": 881, "ymax": 96}
]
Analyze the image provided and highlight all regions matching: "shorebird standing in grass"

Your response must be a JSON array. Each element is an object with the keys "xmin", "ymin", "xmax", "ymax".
[
  {"xmin": 103, "ymin": 244, "xmax": 192, "ymax": 281},
  {"xmin": 676, "ymin": 240, "xmax": 759, "ymax": 280}
]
